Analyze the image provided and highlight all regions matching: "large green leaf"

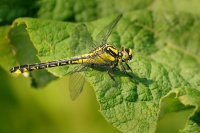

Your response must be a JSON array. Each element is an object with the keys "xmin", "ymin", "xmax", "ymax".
[{"xmin": 6, "ymin": 11, "xmax": 200, "ymax": 133}]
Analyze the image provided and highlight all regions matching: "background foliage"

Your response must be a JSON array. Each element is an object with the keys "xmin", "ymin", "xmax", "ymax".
[{"xmin": 0, "ymin": 0, "xmax": 200, "ymax": 133}]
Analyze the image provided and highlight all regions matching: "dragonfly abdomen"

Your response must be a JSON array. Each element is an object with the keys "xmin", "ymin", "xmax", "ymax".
[{"xmin": 9, "ymin": 55, "xmax": 91, "ymax": 74}]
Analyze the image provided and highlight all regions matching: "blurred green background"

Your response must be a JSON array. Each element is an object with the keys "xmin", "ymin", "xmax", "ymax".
[{"xmin": 0, "ymin": 67, "xmax": 120, "ymax": 133}]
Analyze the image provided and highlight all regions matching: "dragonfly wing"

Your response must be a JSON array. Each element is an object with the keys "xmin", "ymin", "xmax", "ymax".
[
  {"xmin": 96, "ymin": 14, "xmax": 122, "ymax": 45},
  {"xmin": 71, "ymin": 24, "xmax": 96, "ymax": 56},
  {"xmin": 69, "ymin": 72, "xmax": 85, "ymax": 101}
]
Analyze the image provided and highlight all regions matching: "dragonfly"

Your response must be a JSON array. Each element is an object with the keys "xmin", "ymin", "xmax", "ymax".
[{"xmin": 9, "ymin": 14, "xmax": 133, "ymax": 100}]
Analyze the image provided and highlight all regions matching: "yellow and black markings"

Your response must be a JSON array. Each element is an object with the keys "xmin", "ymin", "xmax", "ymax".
[{"xmin": 10, "ymin": 44, "xmax": 132, "ymax": 74}]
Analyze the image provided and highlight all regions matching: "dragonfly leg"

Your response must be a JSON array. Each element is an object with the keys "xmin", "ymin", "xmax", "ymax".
[
  {"xmin": 108, "ymin": 65, "xmax": 118, "ymax": 87},
  {"xmin": 125, "ymin": 63, "xmax": 132, "ymax": 71},
  {"xmin": 120, "ymin": 63, "xmax": 132, "ymax": 78}
]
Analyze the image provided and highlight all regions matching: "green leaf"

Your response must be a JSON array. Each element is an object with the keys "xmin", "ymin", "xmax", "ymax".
[
  {"xmin": 151, "ymin": 0, "xmax": 200, "ymax": 15},
  {"xmin": 36, "ymin": 0, "xmax": 153, "ymax": 22},
  {"xmin": 0, "ymin": 25, "xmax": 16, "ymax": 71},
  {"xmin": 150, "ymin": 11, "xmax": 200, "ymax": 90},
  {"xmin": 87, "ymin": 56, "xmax": 190, "ymax": 133},
  {"xmin": 0, "ymin": 0, "xmax": 38, "ymax": 24},
  {"xmin": 157, "ymin": 86, "xmax": 200, "ymax": 133},
  {"xmin": 6, "ymin": 11, "xmax": 200, "ymax": 133}
]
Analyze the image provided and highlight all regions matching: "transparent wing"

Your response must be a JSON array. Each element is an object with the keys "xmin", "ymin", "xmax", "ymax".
[
  {"xmin": 77, "ymin": 24, "xmax": 96, "ymax": 48},
  {"xmin": 69, "ymin": 72, "xmax": 85, "ymax": 101},
  {"xmin": 70, "ymin": 24, "xmax": 96, "ymax": 56},
  {"xmin": 96, "ymin": 14, "xmax": 122, "ymax": 45},
  {"xmin": 68, "ymin": 24, "xmax": 96, "ymax": 100}
]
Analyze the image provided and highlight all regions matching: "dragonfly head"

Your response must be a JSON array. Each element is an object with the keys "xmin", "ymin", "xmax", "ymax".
[{"xmin": 121, "ymin": 47, "xmax": 132, "ymax": 62}]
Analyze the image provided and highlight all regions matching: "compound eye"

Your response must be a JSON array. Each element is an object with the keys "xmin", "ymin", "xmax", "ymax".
[
  {"xmin": 129, "ymin": 54, "xmax": 132, "ymax": 59},
  {"xmin": 127, "ymin": 48, "xmax": 133, "ymax": 60},
  {"xmin": 125, "ymin": 48, "xmax": 129, "ymax": 53}
]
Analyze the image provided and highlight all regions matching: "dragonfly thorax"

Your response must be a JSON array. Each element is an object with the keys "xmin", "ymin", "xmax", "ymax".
[{"xmin": 120, "ymin": 47, "xmax": 132, "ymax": 62}]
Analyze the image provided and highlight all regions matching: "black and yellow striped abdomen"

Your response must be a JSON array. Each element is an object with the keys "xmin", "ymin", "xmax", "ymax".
[{"xmin": 9, "ymin": 54, "xmax": 91, "ymax": 74}]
